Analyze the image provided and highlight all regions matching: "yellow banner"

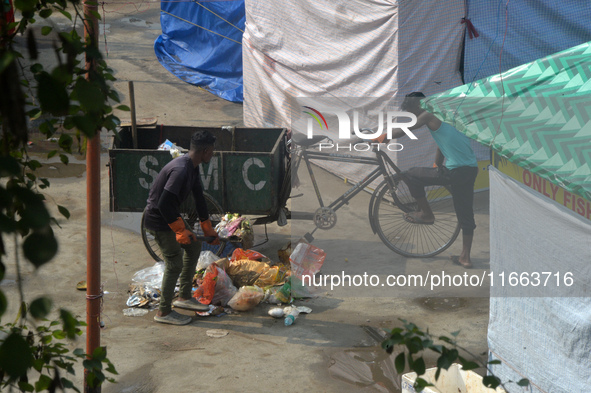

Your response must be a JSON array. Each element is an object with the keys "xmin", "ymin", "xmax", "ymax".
[{"xmin": 493, "ymin": 153, "xmax": 591, "ymax": 221}]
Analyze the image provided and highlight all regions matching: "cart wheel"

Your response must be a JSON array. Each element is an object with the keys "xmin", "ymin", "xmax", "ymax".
[
  {"xmin": 141, "ymin": 193, "xmax": 227, "ymax": 261},
  {"xmin": 370, "ymin": 177, "xmax": 461, "ymax": 258}
]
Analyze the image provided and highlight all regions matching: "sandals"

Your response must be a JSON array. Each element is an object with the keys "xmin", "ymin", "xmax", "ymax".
[
  {"xmin": 403, "ymin": 212, "xmax": 435, "ymax": 225},
  {"xmin": 173, "ymin": 298, "xmax": 210, "ymax": 311},
  {"xmin": 153, "ymin": 310, "xmax": 192, "ymax": 325}
]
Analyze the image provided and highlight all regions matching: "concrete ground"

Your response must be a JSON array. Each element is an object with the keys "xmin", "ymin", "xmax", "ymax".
[{"xmin": 3, "ymin": 3, "xmax": 492, "ymax": 392}]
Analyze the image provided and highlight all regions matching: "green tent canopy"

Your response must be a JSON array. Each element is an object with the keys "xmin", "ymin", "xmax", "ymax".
[{"xmin": 422, "ymin": 41, "xmax": 591, "ymax": 201}]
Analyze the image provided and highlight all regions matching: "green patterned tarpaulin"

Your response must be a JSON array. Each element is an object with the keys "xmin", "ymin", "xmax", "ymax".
[{"xmin": 422, "ymin": 41, "xmax": 591, "ymax": 201}]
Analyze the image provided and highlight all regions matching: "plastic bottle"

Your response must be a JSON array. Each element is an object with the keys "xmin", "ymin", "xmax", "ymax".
[
  {"xmin": 123, "ymin": 308, "xmax": 149, "ymax": 317},
  {"xmin": 284, "ymin": 306, "xmax": 300, "ymax": 326}
]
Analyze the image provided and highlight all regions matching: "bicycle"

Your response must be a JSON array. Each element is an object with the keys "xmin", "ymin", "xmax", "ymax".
[{"xmin": 290, "ymin": 132, "xmax": 461, "ymax": 258}]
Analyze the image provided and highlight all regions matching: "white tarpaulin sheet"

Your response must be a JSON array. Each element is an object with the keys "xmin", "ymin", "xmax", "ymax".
[
  {"xmin": 243, "ymin": 0, "xmax": 489, "ymax": 184},
  {"xmin": 488, "ymin": 167, "xmax": 591, "ymax": 392}
]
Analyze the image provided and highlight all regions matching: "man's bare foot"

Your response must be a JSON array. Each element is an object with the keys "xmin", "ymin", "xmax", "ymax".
[
  {"xmin": 451, "ymin": 255, "xmax": 473, "ymax": 269},
  {"xmin": 404, "ymin": 211, "xmax": 435, "ymax": 225}
]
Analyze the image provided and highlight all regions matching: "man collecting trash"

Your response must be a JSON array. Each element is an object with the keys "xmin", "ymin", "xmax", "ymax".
[{"xmin": 143, "ymin": 130, "xmax": 220, "ymax": 325}]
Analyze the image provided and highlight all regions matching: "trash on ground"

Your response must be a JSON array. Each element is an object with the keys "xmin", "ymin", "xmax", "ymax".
[
  {"xmin": 123, "ymin": 308, "xmax": 149, "ymax": 317},
  {"xmin": 195, "ymin": 305, "xmax": 226, "ymax": 317},
  {"xmin": 277, "ymin": 242, "xmax": 291, "ymax": 265},
  {"xmin": 227, "ymin": 286, "xmax": 265, "ymax": 311},
  {"xmin": 127, "ymin": 284, "xmax": 160, "ymax": 309},
  {"xmin": 215, "ymin": 214, "xmax": 254, "ymax": 249},
  {"xmin": 132, "ymin": 261, "xmax": 165, "ymax": 289},
  {"xmin": 226, "ymin": 259, "xmax": 289, "ymax": 288},
  {"xmin": 283, "ymin": 305, "xmax": 300, "ymax": 326},
  {"xmin": 268, "ymin": 307, "xmax": 284, "ymax": 318},
  {"xmin": 289, "ymin": 243, "xmax": 326, "ymax": 298},
  {"xmin": 206, "ymin": 329, "xmax": 229, "ymax": 338},
  {"xmin": 76, "ymin": 280, "xmax": 87, "ymax": 290},
  {"xmin": 196, "ymin": 250, "xmax": 219, "ymax": 271}
]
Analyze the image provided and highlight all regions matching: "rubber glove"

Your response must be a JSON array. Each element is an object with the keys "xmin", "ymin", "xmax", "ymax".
[
  {"xmin": 200, "ymin": 219, "xmax": 220, "ymax": 245},
  {"xmin": 168, "ymin": 217, "xmax": 197, "ymax": 245}
]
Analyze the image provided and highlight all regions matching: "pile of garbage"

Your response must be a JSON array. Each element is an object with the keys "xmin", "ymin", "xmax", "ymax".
[{"xmin": 126, "ymin": 242, "xmax": 326, "ymax": 326}]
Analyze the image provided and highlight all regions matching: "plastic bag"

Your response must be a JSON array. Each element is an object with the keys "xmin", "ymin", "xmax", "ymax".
[
  {"xmin": 229, "ymin": 248, "xmax": 268, "ymax": 262},
  {"xmin": 289, "ymin": 243, "xmax": 326, "ymax": 298},
  {"xmin": 192, "ymin": 264, "xmax": 218, "ymax": 305},
  {"xmin": 227, "ymin": 286, "xmax": 264, "ymax": 311},
  {"xmin": 131, "ymin": 262, "xmax": 165, "ymax": 289},
  {"xmin": 226, "ymin": 259, "xmax": 288, "ymax": 288},
  {"xmin": 212, "ymin": 268, "xmax": 237, "ymax": 307},
  {"xmin": 197, "ymin": 250, "xmax": 219, "ymax": 271}
]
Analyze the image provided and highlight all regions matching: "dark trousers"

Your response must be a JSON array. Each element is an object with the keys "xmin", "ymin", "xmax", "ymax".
[
  {"xmin": 402, "ymin": 166, "xmax": 479, "ymax": 236},
  {"xmin": 147, "ymin": 227, "xmax": 201, "ymax": 313}
]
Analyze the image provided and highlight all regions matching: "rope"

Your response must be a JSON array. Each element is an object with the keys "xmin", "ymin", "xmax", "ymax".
[
  {"xmin": 193, "ymin": 0, "xmax": 244, "ymax": 33},
  {"xmin": 160, "ymin": 10, "xmax": 242, "ymax": 45}
]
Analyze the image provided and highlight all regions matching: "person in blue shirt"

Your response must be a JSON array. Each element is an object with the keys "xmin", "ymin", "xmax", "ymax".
[{"xmin": 390, "ymin": 92, "xmax": 479, "ymax": 268}]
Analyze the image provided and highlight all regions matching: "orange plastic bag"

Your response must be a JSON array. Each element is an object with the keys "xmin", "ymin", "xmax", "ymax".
[
  {"xmin": 192, "ymin": 264, "xmax": 218, "ymax": 305},
  {"xmin": 229, "ymin": 248, "xmax": 268, "ymax": 262}
]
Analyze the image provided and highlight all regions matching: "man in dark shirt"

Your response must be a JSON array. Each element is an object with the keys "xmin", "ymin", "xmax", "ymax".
[{"xmin": 144, "ymin": 130, "xmax": 220, "ymax": 325}]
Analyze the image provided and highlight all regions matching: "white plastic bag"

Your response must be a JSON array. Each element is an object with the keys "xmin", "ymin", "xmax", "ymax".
[
  {"xmin": 131, "ymin": 262, "xmax": 165, "ymax": 289},
  {"xmin": 197, "ymin": 250, "xmax": 218, "ymax": 271},
  {"xmin": 212, "ymin": 268, "xmax": 238, "ymax": 307}
]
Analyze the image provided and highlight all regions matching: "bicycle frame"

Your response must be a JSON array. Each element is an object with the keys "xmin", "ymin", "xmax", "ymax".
[{"xmin": 291, "ymin": 144, "xmax": 401, "ymax": 221}]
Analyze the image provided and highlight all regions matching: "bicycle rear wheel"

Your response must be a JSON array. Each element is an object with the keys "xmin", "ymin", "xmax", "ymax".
[
  {"xmin": 141, "ymin": 192, "xmax": 227, "ymax": 261},
  {"xmin": 370, "ymin": 177, "xmax": 461, "ymax": 258}
]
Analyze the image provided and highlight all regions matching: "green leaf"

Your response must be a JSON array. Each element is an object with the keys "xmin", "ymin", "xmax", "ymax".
[
  {"xmin": 116, "ymin": 105, "xmax": 130, "ymax": 111},
  {"xmin": 59, "ymin": 154, "xmax": 69, "ymax": 165},
  {"xmin": 35, "ymin": 374, "xmax": 53, "ymax": 391},
  {"xmin": 450, "ymin": 330, "xmax": 460, "ymax": 337},
  {"xmin": 437, "ymin": 351, "xmax": 454, "ymax": 371},
  {"xmin": 487, "ymin": 360, "xmax": 501, "ymax": 365},
  {"xmin": 0, "ymin": 333, "xmax": 34, "ymax": 378},
  {"xmin": 58, "ymin": 205, "xmax": 70, "ymax": 219},
  {"xmin": 23, "ymin": 230, "xmax": 58, "ymax": 267},
  {"xmin": 37, "ymin": 72, "xmax": 69, "ymax": 116},
  {"xmin": 17, "ymin": 381, "xmax": 34, "ymax": 392},
  {"xmin": 47, "ymin": 150, "xmax": 58, "ymax": 159},
  {"xmin": 0, "ymin": 156, "xmax": 21, "ymax": 177},
  {"xmin": 33, "ymin": 358, "xmax": 44, "ymax": 372},
  {"xmin": 0, "ymin": 290, "xmax": 7, "ymax": 317},
  {"xmin": 0, "ymin": 51, "xmax": 16, "ymax": 74},
  {"xmin": 459, "ymin": 360, "xmax": 479, "ymax": 371},
  {"xmin": 394, "ymin": 352, "xmax": 405, "ymax": 374},
  {"xmin": 30, "ymin": 296, "xmax": 53, "ymax": 319},
  {"xmin": 39, "ymin": 8, "xmax": 53, "ymax": 18},
  {"xmin": 58, "ymin": 133, "xmax": 73, "ymax": 152},
  {"xmin": 52, "ymin": 330, "xmax": 66, "ymax": 339},
  {"xmin": 14, "ymin": 0, "xmax": 37, "ymax": 13},
  {"xmin": 75, "ymin": 78, "xmax": 104, "ymax": 113},
  {"xmin": 517, "ymin": 378, "xmax": 530, "ymax": 387},
  {"xmin": 92, "ymin": 346, "xmax": 107, "ymax": 361},
  {"xmin": 41, "ymin": 26, "xmax": 52, "ymax": 35},
  {"xmin": 60, "ymin": 309, "xmax": 80, "ymax": 339},
  {"xmin": 27, "ymin": 107, "xmax": 42, "ymax": 120},
  {"xmin": 73, "ymin": 348, "xmax": 85, "ymax": 357},
  {"xmin": 57, "ymin": 8, "xmax": 72, "ymax": 20},
  {"xmin": 412, "ymin": 357, "xmax": 426, "ymax": 376},
  {"xmin": 72, "ymin": 115, "xmax": 97, "ymax": 136},
  {"xmin": 105, "ymin": 362, "xmax": 118, "ymax": 375},
  {"xmin": 482, "ymin": 376, "xmax": 501, "ymax": 389}
]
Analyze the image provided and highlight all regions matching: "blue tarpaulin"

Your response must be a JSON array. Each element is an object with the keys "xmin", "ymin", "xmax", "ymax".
[
  {"xmin": 154, "ymin": 0, "xmax": 245, "ymax": 103},
  {"xmin": 463, "ymin": 0, "xmax": 591, "ymax": 83}
]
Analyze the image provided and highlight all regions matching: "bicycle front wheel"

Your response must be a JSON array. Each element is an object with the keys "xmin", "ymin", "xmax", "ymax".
[
  {"xmin": 371, "ymin": 177, "xmax": 461, "ymax": 258},
  {"xmin": 141, "ymin": 192, "xmax": 227, "ymax": 261}
]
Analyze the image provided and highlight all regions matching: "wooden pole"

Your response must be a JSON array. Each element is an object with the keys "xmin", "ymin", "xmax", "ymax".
[{"xmin": 129, "ymin": 81, "xmax": 138, "ymax": 149}]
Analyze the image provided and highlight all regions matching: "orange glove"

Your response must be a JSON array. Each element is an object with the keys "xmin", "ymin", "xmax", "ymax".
[
  {"xmin": 168, "ymin": 217, "xmax": 197, "ymax": 245},
  {"xmin": 200, "ymin": 219, "xmax": 220, "ymax": 245}
]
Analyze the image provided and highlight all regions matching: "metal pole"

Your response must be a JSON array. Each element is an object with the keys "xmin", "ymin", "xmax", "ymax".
[{"xmin": 83, "ymin": 0, "xmax": 101, "ymax": 391}]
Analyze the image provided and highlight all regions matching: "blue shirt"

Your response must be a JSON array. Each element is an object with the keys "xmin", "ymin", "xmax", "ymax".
[{"xmin": 430, "ymin": 122, "xmax": 478, "ymax": 170}]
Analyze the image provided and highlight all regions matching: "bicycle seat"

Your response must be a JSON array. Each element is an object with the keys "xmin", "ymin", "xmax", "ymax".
[{"xmin": 292, "ymin": 133, "xmax": 330, "ymax": 147}]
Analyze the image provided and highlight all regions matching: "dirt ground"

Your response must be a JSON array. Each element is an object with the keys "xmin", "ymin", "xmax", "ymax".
[{"xmin": 2, "ymin": 4, "xmax": 493, "ymax": 392}]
